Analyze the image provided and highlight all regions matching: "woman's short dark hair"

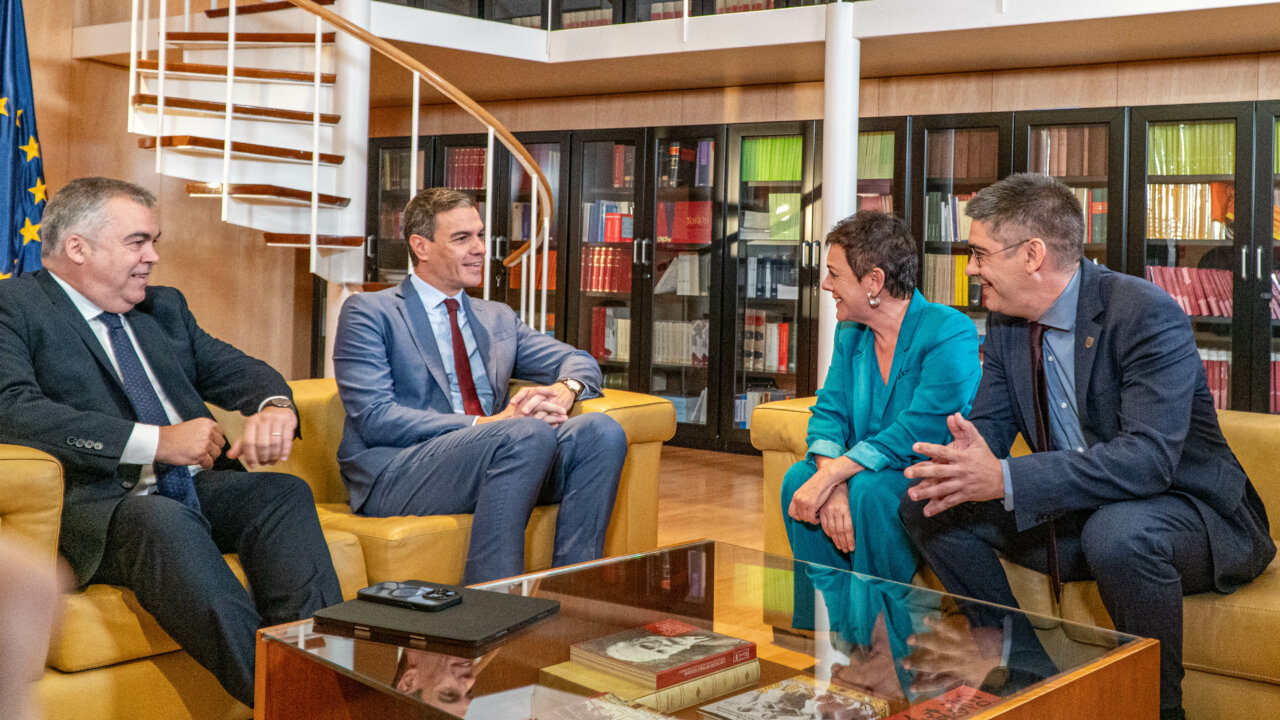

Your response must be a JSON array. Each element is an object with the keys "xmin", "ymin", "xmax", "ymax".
[
  {"xmin": 824, "ymin": 210, "xmax": 916, "ymax": 299},
  {"xmin": 964, "ymin": 172, "xmax": 1083, "ymax": 270}
]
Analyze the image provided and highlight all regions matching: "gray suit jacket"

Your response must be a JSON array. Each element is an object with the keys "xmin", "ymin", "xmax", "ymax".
[
  {"xmin": 973, "ymin": 260, "xmax": 1274, "ymax": 591},
  {"xmin": 332, "ymin": 277, "xmax": 602, "ymax": 511}
]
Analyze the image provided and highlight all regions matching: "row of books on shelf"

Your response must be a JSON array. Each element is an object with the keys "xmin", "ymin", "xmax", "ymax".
[
  {"xmin": 744, "ymin": 255, "xmax": 800, "ymax": 300},
  {"xmin": 1145, "ymin": 183, "xmax": 1230, "ymax": 241},
  {"xmin": 925, "ymin": 128, "xmax": 999, "ymax": 181},
  {"xmin": 658, "ymin": 389, "xmax": 708, "ymax": 424},
  {"xmin": 647, "ymin": 2, "xmax": 685, "ymax": 19},
  {"xmin": 858, "ymin": 131, "xmax": 895, "ymax": 180},
  {"xmin": 562, "ymin": 8, "xmax": 613, "ymax": 27},
  {"xmin": 582, "ymin": 200, "xmax": 636, "ymax": 245},
  {"xmin": 857, "ymin": 193, "xmax": 894, "ymax": 214},
  {"xmin": 922, "ymin": 253, "xmax": 981, "ymax": 309},
  {"xmin": 508, "ymin": 14, "xmax": 542, "ymax": 27},
  {"xmin": 1073, "ymin": 187, "xmax": 1109, "ymax": 244},
  {"xmin": 660, "ymin": 139, "xmax": 716, "ymax": 188},
  {"xmin": 610, "ymin": 143, "xmax": 638, "ymax": 189},
  {"xmin": 443, "ymin": 147, "xmax": 488, "ymax": 190},
  {"xmin": 582, "ymin": 246, "xmax": 633, "ymax": 294},
  {"xmin": 741, "ymin": 309, "xmax": 793, "ymax": 373},
  {"xmin": 514, "ymin": 144, "xmax": 561, "ymax": 192},
  {"xmin": 1147, "ymin": 121, "xmax": 1234, "ymax": 176},
  {"xmin": 657, "ymin": 201, "xmax": 713, "ymax": 245},
  {"xmin": 1144, "ymin": 265, "xmax": 1238, "ymax": 318},
  {"xmin": 712, "ymin": 0, "xmax": 778, "ymax": 14},
  {"xmin": 734, "ymin": 387, "xmax": 795, "ymax": 428},
  {"xmin": 740, "ymin": 136, "xmax": 803, "ymax": 183},
  {"xmin": 654, "ymin": 252, "xmax": 711, "ymax": 296},
  {"xmin": 1200, "ymin": 349, "xmax": 1231, "ymax": 411},
  {"xmin": 653, "ymin": 319, "xmax": 711, "ymax": 367},
  {"xmin": 378, "ymin": 148, "xmax": 422, "ymax": 191},
  {"xmin": 1030, "ymin": 125, "xmax": 1109, "ymax": 178},
  {"xmin": 923, "ymin": 192, "xmax": 974, "ymax": 243},
  {"xmin": 740, "ymin": 192, "xmax": 802, "ymax": 242},
  {"xmin": 590, "ymin": 306, "xmax": 631, "ymax": 362},
  {"xmin": 507, "ymin": 250, "xmax": 557, "ymax": 290}
]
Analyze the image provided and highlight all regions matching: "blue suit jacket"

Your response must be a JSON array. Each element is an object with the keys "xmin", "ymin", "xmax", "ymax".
[
  {"xmin": 0, "ymin": 271, "xmax": 292, "ymax": 585},
  {"xmin": 973, "ymin": 260, "xmax": 1274, "ymax": 591},
  {"xmin": 807, "ymin": 290, "xmax": 981, "ymax": 471},
  {"xmin": 333, "ymin": 277, "xmax": 602, "ymax": 511}
]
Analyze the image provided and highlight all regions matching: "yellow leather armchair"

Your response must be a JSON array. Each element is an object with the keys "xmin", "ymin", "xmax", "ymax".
[
  {"xmin": 750, "ymin": 398, "xmax": 1280, "ymax": 720},
  {"xmin": 214, "ymin": 378, "xmax": 677, "ymax": 585}
]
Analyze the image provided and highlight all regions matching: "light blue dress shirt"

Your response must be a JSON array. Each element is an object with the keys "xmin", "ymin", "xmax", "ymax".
[
  {"xmin": 410, "ymin": 274, "xmax": 496, "ymax": 416},
  {"xmin": 1002, "ymin": 268, "xmax": 1087, "ymax": 509}
]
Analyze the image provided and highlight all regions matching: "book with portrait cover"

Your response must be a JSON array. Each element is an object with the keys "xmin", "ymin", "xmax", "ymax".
[
  {"xmin": 569, "ymin": 619, "xmax": 756, "ymax": 690},
  {"xmin": 541, "ymin": 658, "xmax": 760, "ymax": 713},
  {"xmin": 698, "ymin": 675, "xmax": 890, "ymax": 720}
]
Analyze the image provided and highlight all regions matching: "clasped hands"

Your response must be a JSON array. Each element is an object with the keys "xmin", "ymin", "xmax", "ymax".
[
  {"xmin": 905, "ymin": 413, "xmax": 1005, "ymax": 517},
  {"xmin": 477, "ymin": 383, "xmax": 576, "ymax": 427},
  {"xmin": 788, "ymin": 455, "xmax": 859, "ymax": 553},
  {"xmin": 156, "ymin": 406, "xmax": 297, "ymax": 471}
]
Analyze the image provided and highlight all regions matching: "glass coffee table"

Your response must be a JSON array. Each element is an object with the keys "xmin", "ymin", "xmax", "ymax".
[{"xmin": 254, "ymin": 540, "xmax": 1157, "ymax": 719}]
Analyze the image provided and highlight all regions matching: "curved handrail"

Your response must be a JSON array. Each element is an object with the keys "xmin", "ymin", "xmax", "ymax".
[{"xmin": 284, "ymin": 0, "xmax": 550, "ymax": 268}]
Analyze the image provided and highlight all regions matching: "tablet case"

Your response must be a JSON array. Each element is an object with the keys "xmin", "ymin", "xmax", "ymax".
[{"xmin": 312, "ymin": 580, "xmax": 560, "ymax": 657}]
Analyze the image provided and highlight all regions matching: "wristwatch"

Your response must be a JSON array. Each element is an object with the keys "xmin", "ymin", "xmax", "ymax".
[
  {"xmin": 557, "ymin": 377, "xmax": 585, "ymax": 401},
  {"xmin": 261, "ymin": 397, "xmax": 296, "ymax": 412}
]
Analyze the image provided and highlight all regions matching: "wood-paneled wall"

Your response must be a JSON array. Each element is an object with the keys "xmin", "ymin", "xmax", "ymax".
[
  {"xmin": 372, "ymin": 51, "xmax": 1280, "ymax": 138},
  {"xmin": 26, "ymin": 0, "xmax": 312, "ymax": 379}
]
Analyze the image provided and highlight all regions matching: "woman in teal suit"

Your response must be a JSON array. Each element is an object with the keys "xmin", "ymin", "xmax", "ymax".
[{"xmin": 782, "ymin": 210, "xmax": 981, "ymax": 587}]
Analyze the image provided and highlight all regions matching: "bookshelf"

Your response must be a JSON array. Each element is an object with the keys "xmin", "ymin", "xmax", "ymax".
[
  {"xmin": 1128, "ymin": 103, "xmax": 1257, "ymax": 411},
  {"xmin": 1013, "ymin": 107, "xmax": 1127, "ymax": 273},
  {"xmin": 722, "ymin": 122, "xmax": 818, "ymax": 447},
  {"xmin": 366, "ymin": 137, "xmax": 431, "ymax": 285},
  {"xmin": 856, "ymin": 116, "xmax": 909, "ymax": 224},
  {"xmin": 501, "ymin": 132, "xmax": 572, "ymax": 336},
  {"xmin": 910, "ymin": 112, "xmax": 1013, "ymax": 336}
]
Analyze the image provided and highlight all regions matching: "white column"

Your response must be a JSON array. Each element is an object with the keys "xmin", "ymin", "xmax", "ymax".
[{"xmin": 818, "ymin": 1, "xmax": 858, "ymax": 386}]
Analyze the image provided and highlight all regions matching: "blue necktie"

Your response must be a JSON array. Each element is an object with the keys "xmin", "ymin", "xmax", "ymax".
[{"xmin": 98, "ymin": 312, "xmax": 201, "ymax": 513}]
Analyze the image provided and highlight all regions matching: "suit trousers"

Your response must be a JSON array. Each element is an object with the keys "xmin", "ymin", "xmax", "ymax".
[
  {"xmin": 899, "ymin": 491, "xmax": 1214, "ymax": 712},
  {"xmin": 90, "ymin": 470, "xmax": 343, "ymax": 707},
  {"xmin": 364, "ymin": 413, "xmax": 627, "ymax": 584}
]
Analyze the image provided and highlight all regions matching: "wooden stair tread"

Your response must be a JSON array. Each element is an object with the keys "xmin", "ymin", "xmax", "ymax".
[
  {"xmin": 206, "ymin": 0, "xmax": 335, "ymax": 18},
  {"xmin": 136, "ymin": 59, "xmax": 335, "ymax": 85},
  {"xmin": 132, "ymin": 94, "xmax": 340, "ymax": 125},
  {"xmin": 185, "ymin": 182, "xmax": 350, "ymax": 207},
  {"xmin": 141, "ymin": 136, "xmax": 344, "ymax": 165},
  {"xmin": 264, "ymin": 233, "xmax": 364, "ymax": 247},
  {"xmin": 165, "ymin": 31, "xmax": 336, "ymax": 45}
]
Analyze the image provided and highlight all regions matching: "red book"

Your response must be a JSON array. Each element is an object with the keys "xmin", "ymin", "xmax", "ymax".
[
  {"xmin": 671, "ymin": 201, "xmax": 712, "ymax": 245},
  {"xmin": 613, "ymin": 144, "xmax": 625, "ymax": 188},
  {"xmin": 569, "ymin": 619, "xmax": 756, "ymax": 690},
  {"xmin": 591, "ymin": 306, "xmax": 607, "ymax": 359},
  {"xmin": 777, "ymin": 322, "xmax": 789, "ymax": 372},
  {"xmin": 604, "ymin": 213, "xmax": 623, "ymax": 244},
  {"xmin": 887, "ymin": 685, "xmax": 1000, "ymax": 719}
]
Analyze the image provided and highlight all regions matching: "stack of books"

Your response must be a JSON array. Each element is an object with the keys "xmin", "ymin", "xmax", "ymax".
[{"xmin": 540, "ymin": 619, "xmax": 759, "ymax": 714}]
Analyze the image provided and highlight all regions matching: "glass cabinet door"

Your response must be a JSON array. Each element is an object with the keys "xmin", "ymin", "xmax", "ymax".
[
  {"xmin": 504, "ymin": 138, "xmax": 566, "ymax": 337},
  {"xmin": 1261, "ymin": 102, "xmax": 1280, "ymax": 414},
  {"xmin": 1129, "ymin": 105, "xmax": 1253, "ymax": 411},
  {"xmin": 650, "ymin": 129, "xmax": 722, "ymax": 433},
  {"xmin": 436, "ymin": 135, "xmax": 502, "ymax": 301},
  {"xmin": 571, "ymin": 133, "xmax": 641, "ymax": 392},
  {"xmin": 726, "ymin": 127, "xmax": 811, "ymax": 434},
  {"xmin": 368, "ymin": 138, "xmax": 428, "ymax": 285}
]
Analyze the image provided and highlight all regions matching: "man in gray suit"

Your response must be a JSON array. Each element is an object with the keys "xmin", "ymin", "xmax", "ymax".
[{"xmin": 334, "ymin": 187, "xmax": 626, "ymax": 584}]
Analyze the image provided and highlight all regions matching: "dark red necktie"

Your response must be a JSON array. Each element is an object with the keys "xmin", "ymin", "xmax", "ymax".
[
  {"xmin": 443, "ymin": 298, "xmax": 485, "ymax": 416},
  {"xmin": 1028, "ymin": 321, "xmax": 1062, "ymax": 604}
]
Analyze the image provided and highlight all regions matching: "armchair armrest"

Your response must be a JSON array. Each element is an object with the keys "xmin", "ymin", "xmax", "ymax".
[
  {"xmin": 750, "ymin": 398, "xmax": 817, "ymax": 557},
  {"xmin": 0, "ymin": 445, "xmax": 64, "ymax": 567}
]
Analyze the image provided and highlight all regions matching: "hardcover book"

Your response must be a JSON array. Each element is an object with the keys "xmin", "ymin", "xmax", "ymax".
[
  {"xmin": 885, "ymin": 685, "xmax": 999, "ymax": 719},
  {"xmin": 698, "ymin": 675, "xmax": 889, "ymax": 720},
  {"xmin": 569, "ymin": 619, "xmax": 756, "ymax": 690},
  {"xmin": 540, "ymin": 659, "xmax": 760, "ymax": 713}
]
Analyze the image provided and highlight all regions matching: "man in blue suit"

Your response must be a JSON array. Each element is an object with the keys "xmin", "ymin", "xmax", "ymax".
[
  {"xmin": 899, "ymin": 173, "xmax": 1274, "ymax": 720},
  {"xmin": 334, "ymin": 187, "xmax": 626, "ymax": 585},
  {"xmin": 0, "ymin": 177, "xmax": 342, "ymax": 706}
]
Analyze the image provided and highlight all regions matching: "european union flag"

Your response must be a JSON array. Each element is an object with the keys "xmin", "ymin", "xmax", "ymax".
[{"xmin": 1, "ymin": 0, "xmax": 45, "ymax": 278}]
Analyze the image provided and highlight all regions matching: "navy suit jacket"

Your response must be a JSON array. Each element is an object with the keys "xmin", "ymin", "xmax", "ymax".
[
  {"xmin": 332, "ymin": 277, "xmax": 602, "ymax": 512},
  {"xmin": 972, "ymin": 260, "xmax": 1274, "ymax": 591},
  {"xmin": 0, "ymin": 271, "xmax": 293, "ymax": 585}
]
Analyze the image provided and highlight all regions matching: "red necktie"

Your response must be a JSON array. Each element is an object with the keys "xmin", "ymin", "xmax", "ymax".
[
  {"xmin": 1028, "ymin": 321, "xmax": 1062, "ymax": 604},
  {"xmin": 443, "ymin": 298, "xmax": 485, "ymax": 416}
]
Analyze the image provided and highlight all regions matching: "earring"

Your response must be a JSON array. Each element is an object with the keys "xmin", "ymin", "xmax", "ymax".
[{"xmin": 867, "ymin": 292, "xmax": 881, "ymax": 308}]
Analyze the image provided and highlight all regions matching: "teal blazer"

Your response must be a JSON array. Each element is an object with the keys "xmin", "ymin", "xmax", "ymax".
[{"xmin": 806, "ymin": 290, "xmax": 981, "ymax": 471}]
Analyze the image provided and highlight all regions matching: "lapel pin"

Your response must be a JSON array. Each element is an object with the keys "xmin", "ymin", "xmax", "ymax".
[{"xmin": 1085, "ymin": 336, "xmax": 1095, "ymax": 349}]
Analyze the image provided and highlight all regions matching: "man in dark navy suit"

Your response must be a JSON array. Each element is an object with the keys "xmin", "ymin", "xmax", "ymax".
[
  {"xmin": 0, "ymin": 177, "xmax": 341, "ymax": 706},
  {"xmin": 899, "ymin": 173, "xmax": 1274, "ymax": 720}
]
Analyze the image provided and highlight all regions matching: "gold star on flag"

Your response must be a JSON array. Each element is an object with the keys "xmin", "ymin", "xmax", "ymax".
[
  {"xmin": 0, "ymin": 271, "xmax": 10, "ymax": 280},
  {"xmin": 19, "ymin": 135, "xmax": 38, "ymax": 161},
  {"xmin": 29, "ymin": 178, "xmax": 47, "ymax": 205},
  {"xmin": 0, "ymin": 97, "xmax": 8, "ymax": 117},
  {"xmin": 15, "ymin": 108, "xmax": 21, "ymax": 127},
  {"xmin": 19, "ymin": 217, "xmax": 41, "ymax": 246}
]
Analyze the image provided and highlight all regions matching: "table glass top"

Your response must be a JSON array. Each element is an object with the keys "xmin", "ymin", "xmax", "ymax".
[{"xmin": 260, "ymin": 540, "xmax": 1139, "ymax": 719}]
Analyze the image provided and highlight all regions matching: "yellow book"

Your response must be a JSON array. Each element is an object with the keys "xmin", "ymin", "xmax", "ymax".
[{"xmin": 539, "ymin": 659, "xmax": 761, "ymax": 714}]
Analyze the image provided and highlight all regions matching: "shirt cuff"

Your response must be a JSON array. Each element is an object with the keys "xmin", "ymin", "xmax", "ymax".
[
  {"xmin": 806, "ymin": 438, "xmax": 845, "ymax": 462},
  {"xmin": 121, "ymin": 423, "xmax": 160, "ymax": 465},
  {"xmin": 257, "ymin": 395, "xmax": 290, "ymax": 413},
  {"xmin": 1001, "ymin": 458, "xmax": 1014, "ymax": 511},
  {"xmin": 845, "ymin": 440, "xmax": 889, "ymax": 473}
]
